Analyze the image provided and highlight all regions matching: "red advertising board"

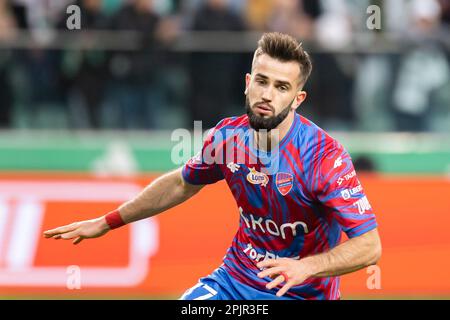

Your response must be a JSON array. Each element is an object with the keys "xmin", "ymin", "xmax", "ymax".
[{"xmin": 0, "ymin": 172, "xmax": 449, "ymax": 298}]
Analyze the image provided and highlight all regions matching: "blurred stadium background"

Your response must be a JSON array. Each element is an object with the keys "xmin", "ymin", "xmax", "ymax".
[{"xmin": 0, "ymin": 0, "xmax": 449, "ymax": 299}]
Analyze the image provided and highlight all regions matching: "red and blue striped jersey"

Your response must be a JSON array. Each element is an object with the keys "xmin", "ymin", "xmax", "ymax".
[{"xmin": 182, "ymin": 113, "xmax": 377, "ymax": 300}]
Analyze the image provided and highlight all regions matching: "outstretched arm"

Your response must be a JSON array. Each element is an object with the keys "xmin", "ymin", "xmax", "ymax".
[
  {"xmin": 257, "ymin": 228, "xmax": 382, "ymax": 297},
  {"xmin": 43, "ymin": 167, "xmax": 203, "ymax": 244}
]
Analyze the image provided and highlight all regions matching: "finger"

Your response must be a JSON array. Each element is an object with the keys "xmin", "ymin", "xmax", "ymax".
[
  {"xmin": 266, "ymin": 275, "xmax": 285, "ymax": 290},
  {"xmin": 257, "ymin": 259, "xmax": 279, "ymax": 269},
  {"xmin": 73, "ymin": 237, "xmax": 84, "ymax": 245},
  {"xmin": 44, "ymin": 226, "xmax": 72, "ymax": 237},
  {"xmin": 53, "ymin": 235, "xmax": 61, "ymax": 240},
  {"xmin": 276, "ymin": 281, "xmax": 295, "ymax": 297},
  {"xmin": 44, "ymin": 224, "xmax": 77, "ymax": 237},
  {"xmin": 60, "ymin": 230, "xmax": 81, "ymax": 240},
  {"xmin": 44, "ymin": 231, "xmax": 58, "ymax": 238},
  {"xmin": 257, "ymin": 267, "xmax": 284, "ymax": 279}
]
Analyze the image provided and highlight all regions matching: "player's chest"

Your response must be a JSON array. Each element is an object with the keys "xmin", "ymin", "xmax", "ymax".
[{"xmin": 220, "ymin": 161, "xmax": 312, "ymax": 206}]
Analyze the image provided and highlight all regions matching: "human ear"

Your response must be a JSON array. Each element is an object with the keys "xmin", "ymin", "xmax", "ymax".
[
  {"xmin": 244, "ymin": 73, "xmax": 251, "ymax": 95},
  {"xmin": 297, "ymin": 91, "xmax": 307, "ymax": 104},
  {"xmin": 293, "ymin": 91, "xmax": 307, "ymax": 110}
]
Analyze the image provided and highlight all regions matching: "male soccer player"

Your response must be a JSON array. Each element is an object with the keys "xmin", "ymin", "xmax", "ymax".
[{"xmin": 44, "ymin": 32, "xmax": 381, "ymax": 300}]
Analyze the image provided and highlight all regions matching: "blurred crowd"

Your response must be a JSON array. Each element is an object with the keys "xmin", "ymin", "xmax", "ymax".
[{"xmin": 0, "ymin": 0, "xmax": 449, "ymax": 131}]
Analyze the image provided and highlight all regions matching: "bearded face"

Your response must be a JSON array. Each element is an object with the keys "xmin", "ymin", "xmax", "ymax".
[{"xmin": 245, "ymin": 95, "xmax": 294, "ymax": 131}]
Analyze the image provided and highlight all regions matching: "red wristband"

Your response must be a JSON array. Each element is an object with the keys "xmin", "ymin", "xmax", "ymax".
[{"xmin": 105, "ymin": 209, "xmax": 125, "ymax": 230}]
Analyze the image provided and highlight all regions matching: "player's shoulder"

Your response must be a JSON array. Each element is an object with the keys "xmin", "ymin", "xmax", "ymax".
[
  {"xmin": 203, "ymin": 115, "xmax": 249, "ymax": 145},
  {"xmin": 214, "ymin": 115, "xmax": 249, "ymax": 131},
  {"xmin": 297, "ymin": 115, "xmax": 347, "ymax": 159}
]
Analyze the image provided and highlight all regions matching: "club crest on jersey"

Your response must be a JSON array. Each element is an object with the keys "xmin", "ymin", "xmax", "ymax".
[
  {"xmin": 246, "ymin": 167, "xmax": 269, "ymax": 187},
  {"xmin": 276, "ymin": 172, "xmax": 293, "ymax": 196}
]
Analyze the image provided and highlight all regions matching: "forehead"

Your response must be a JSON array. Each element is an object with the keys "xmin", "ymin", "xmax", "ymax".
[{"xmin": 252, "ymin": 53, "xmax": 300, "ymax": 84}]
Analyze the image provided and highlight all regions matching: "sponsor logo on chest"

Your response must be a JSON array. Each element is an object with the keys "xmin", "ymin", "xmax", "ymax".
[
  {"xmin": 246, "ymin": 167, "xmax": 269, "ymax": 187},
  {"xmin": 275, "ymin": 172, "xmax": 294, "ymax": 196}
]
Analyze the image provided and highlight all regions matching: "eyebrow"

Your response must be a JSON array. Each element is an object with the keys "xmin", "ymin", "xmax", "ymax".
[{"xmin": 255, "ymin": 73, "xmax": 292, "ymax": 88}]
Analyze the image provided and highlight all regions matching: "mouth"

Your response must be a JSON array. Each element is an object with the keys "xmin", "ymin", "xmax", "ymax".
[{"xmin": 254, "ymin": 103, "xmax": 273, "ymax": 116}]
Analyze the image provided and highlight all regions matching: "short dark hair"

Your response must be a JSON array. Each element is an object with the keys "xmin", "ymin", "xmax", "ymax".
[{"xmin": 253, "ymin": 32, "xmax": 312, "ymax": 87}]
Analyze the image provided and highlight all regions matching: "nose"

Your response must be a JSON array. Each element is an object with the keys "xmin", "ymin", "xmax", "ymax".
[{"xmin": 261, "ymin": 86, "xmax": 274, "ymax": 102}]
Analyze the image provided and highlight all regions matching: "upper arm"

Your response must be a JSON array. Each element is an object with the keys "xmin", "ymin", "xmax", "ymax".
[
  {"xmin": 177, "ymin": 167, "xmax": 205, "ymax": 196},
  {"xmin": 355, "ymin": 228, "xmax": 381, "ymax": 248},
  {"xmin": 180, "ymin": 121, "xmax": 226, "ymax": 186},
  {"xmin": 351, "ymin": 228, "xmax": 382, "ymax": 263},
  {"xmin": 315, "ymin": 145, "xmax": 378, "ymax": 239}
]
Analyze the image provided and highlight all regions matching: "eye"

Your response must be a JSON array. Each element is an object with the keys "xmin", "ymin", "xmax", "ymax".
[
  {"xmin": 256, "ymin": 79, "xmax": 266, "ymax": 85},
  {"xmin": 278, "ymin": 86, "xmax": 288, "ymax": 92}
]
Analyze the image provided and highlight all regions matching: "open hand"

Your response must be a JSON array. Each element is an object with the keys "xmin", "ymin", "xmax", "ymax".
[{"xmin": 43, "ymin": 217, "xmax": 110, "ymax": 245}]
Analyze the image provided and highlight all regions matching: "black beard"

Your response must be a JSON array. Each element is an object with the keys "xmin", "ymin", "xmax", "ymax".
[{"xmin": 245, "ymin": 96, "xmax": 294, "ymax": 131}]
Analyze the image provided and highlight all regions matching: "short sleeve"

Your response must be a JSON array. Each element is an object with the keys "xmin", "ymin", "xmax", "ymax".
[
  {"xmin": 181, "ymin": 122, "xmax": 225, "ymax": 185},
  {"xmin": 315, "ymin": 146, "xmax": 378, "ymax": 238}
]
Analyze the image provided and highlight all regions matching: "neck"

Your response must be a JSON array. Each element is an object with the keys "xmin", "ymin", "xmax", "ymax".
[{"xmin": 254, "ymin": 111, "xmax": 295, "ymax": 152}]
